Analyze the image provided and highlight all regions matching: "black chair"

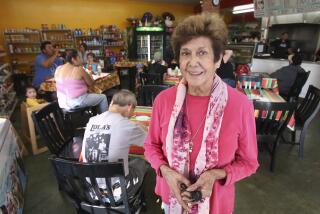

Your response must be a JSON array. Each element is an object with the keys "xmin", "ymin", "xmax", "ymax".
[
  {"xmin": 139, "ymin": 85, "xmax": 169, "ymax": 106},
  {"xmin": 139, "ymin": 72, "xmax": 163, "ymax": 86},
  {"xmin": 49, "ymin": 157, "xmax": 143, "ymax": 214},
  {"xmin": 282, "ymin": 85, "xmax": 320, "ymax": 158},
  {"xmin": 285, "ymin": 71, "xmax": 310, "ymax": 102},
  {"xmin": 32, "ymin": 102, "xmax": 80, "ymax": 157},
  {"xmin": 254, "ymin": 101, "xmax": 296, "ymax": 171},
  {"xmin": 62, "ymin": 106, "xmax": 97, "ymax": 130},
  {"xmin": 236, "ymin": 75, "xmax": 262, "ymax": 89}
]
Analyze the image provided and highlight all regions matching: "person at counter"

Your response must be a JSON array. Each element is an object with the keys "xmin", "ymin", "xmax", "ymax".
[
  {"xmin": 270, "ymin": 54, "xmax": 305, "ymax": 95},
  {"xmin": 216, "ymin": 50, "xmax": 235, "ymax": 87},
  {"xmin": 270, "ymin": 32, "xmax": 291, "ymax": 59},
  {"xmin": 33, "ymin": 41, "xmax": 63, "ymax": 88}
]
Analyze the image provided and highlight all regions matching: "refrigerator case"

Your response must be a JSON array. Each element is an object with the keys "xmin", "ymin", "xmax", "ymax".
[{"xmin": 128, "ymin": 27, "xmax": 166, "ymax": 61}]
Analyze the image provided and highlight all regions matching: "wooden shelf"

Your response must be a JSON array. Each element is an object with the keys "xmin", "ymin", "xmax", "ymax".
[
  {"xmin": 0, "ymin": 93, "xmax": 18, "ymax": 118},
  {"xmin": 6, "ymin": 99, "xmax": 19, "ymax": 119},
  {"xmin": 4, "ymin": 32, "xmax": 39, "ymax": 35},
  {"xmin": 74, "ymin": 35, "xmax": 100, "ymax": 38},
  {"xmin": 12, "ymin": 61, "xmax": 33, "ymax": 66},
  {"xmin": 10, "ymin": 52, "xmax": 40, "ymax": 55},
  {"xmin": 8, "ymin": 42, "xmax": 41, "ymax": 45},
  {"xmin": 0, "ymin": 84, "xmax": 14, "ymax": 97},
  {"xmin": 41, "ymin": 29, "xmax": 72, "ymax": 32},
  {"xmin": 50, "ymin": 40, "xmax": 74, "ymax": 43},
  {"xmin": 0, "ymin": 63, "xmax": 10, "ymax": 71},
  {"xmin": 87, "ymin": 45, "xmax": 103, "ymax": 48},
  {"xmin": 0, "ymin": 52, "xmax": 7, "ymax": 58}
]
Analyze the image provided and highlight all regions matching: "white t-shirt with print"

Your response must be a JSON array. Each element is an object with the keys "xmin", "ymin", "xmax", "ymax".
[{"xmin": 81, "ymin": 111, "xmax": 146, "ymax": 176}]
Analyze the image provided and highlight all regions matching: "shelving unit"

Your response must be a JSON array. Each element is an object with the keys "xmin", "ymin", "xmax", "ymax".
[
  {"xmin": 101, "ymin": 25, "xmax": 125, "ymax": 65},
  {"xmin": 41, "ymin": 29, "xmax": 75, "ymax": 50},
  {"xmin": 0, "ymin": 53, "xmax": 17, "ymax": 118},
  {"xmin": 5, "ymin": 30, "xmax": 41, "ymax": 56},
  {"xmin": 74, "ymin": 29, "xmax": 104, "ymax": 58}
]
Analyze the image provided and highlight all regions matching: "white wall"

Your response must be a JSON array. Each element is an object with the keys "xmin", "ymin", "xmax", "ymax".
[{"xmin": 251, "ymin": 58, "xmax": 320, "ymax": 97}]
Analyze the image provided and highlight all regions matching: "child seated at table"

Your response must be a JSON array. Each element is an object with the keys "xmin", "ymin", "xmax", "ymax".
[
  {"xmin": 85, "ymin": 52, "xmax": 98, "ymax": 73},
  {"xmin": 25, "ymin": 86, "xmax": 47, "ymax": 107}
]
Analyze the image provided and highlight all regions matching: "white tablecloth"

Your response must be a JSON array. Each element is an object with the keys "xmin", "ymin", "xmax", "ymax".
[{"xmin": 0, "ymin": 118, "xmax": 27, "ymax": 214}]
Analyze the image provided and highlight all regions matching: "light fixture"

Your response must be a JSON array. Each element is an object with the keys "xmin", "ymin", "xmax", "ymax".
[{"xmin": 232, "ymin": 3, "xmax": 254, "ymax": 14}]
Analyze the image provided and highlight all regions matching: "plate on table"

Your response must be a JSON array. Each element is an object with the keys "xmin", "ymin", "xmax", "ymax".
[{"xmin": 135, "ymin": 115, "xmax": 150, "ymax": 121}]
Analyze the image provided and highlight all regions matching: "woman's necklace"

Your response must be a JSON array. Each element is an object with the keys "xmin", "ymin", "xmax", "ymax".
[{"xmin": 185, "ymin": 96, "xmax": 207, "ymax": 153}]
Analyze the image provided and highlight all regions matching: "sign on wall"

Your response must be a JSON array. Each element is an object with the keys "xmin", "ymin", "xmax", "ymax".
[{"xmin": 254, "ymin": 0, "xmax": 320, "ymax": 17}]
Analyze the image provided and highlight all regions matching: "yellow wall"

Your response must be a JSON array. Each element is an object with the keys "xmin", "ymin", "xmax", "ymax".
[{"xmin": 0, "ymin": 0, "xmax": 194, "ymax": 49}]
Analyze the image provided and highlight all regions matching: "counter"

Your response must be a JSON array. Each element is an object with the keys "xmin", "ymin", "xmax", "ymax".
[{"xmin": 251, "ymin": 58, "xmax": 320, "ymax": 97}]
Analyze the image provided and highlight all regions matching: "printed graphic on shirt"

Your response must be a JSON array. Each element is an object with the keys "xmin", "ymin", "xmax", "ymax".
[{"xmin": 84, "ymin": 133, "xmax": 110, "ymax": 162}]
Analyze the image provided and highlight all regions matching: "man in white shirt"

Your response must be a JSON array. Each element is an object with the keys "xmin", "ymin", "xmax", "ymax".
[{"xmin": 80, "ymin": 89, "xmax": 149, "ymax": 198}]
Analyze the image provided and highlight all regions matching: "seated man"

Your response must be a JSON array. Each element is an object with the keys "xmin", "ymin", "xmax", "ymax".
[
  {"xmin": 80, "ymin": 89, "xmax": 149, "ymax": 199},
  {"xmin": 270, "ymin": 54, "xmax": 305, "ymax": 95},
  {"xmin": 33, "ymin": 41, "xmax": 63, "ymax": 88}
]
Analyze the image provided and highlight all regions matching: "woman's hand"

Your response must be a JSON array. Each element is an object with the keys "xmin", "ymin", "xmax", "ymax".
[
  {"xmin": 182, "ymin": 169, "xmax": 227, "ymax": 200},
  {"xmin": 160, "ymin": 165, "xmax": 191, "ymax": 212}
]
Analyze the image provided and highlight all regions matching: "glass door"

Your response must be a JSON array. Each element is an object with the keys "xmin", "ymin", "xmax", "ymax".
[
  {"xmin": 137, "ymin": 35, "xmax": 149, "ymax": 61},
  {"xmin": 150, "ymin": 35, "xmax": 163, "ymax": 61}
]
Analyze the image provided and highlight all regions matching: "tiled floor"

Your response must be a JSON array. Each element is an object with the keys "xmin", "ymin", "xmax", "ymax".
[{"xmin": 14, "ymin": 107, "xmax": 320, "ymax": 214}]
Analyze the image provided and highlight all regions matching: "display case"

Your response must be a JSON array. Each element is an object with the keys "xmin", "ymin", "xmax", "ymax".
[
  {"xmin": 127, "ymin": 26, "xmax": 166, "ymax": 61},
  {"xmin": 0, "ymin": 53, "xmax": 17, "ymax": 118},
  {"xmin": 227, "ymin": 43, "xmax": 256, "ymax": 64}
]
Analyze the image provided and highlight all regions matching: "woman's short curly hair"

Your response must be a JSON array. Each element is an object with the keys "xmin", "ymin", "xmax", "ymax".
[{"xmin": 171, "ymin": 13, "xmax": 228, "ymax": 63}]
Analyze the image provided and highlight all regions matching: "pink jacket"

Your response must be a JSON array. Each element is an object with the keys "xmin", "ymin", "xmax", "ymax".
[{"xmin": 144, "ymin": 86, "xmax": 259, "ymax": 214}]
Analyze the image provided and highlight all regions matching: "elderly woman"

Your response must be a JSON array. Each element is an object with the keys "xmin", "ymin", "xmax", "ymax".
[
  {"xmin": 144, "ymin": 13, "xmax": 259, "ymax": 214},
  {"xmin": 55, "ymin": 49, "xmax": 108, "ymax": 113}
]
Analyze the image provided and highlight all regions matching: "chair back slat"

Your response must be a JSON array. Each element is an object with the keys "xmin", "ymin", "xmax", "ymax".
[
  {"xmin": 254, "ymin": 101, "xmax": 296, "ymax": 136},
  {"xmin": 49, "ymin": 157, "xmax": 130, "ymax": 213},
  {"xmin": 237, "ymin": 75, "xmax": 262, "ymax": 90},
  {"xmin": 296, "ymin": 85, "xmax": 320, "ymax": 123},
  {"xmin": 139, "ymin": 85, "xmax": 169, "ymax": 106},
  {"xmin": 32, "ymin": 102, "xmax": 74, "ymax": 156}
]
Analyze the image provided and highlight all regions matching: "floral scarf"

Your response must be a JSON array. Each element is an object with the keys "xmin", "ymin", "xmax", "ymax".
[{"xmin": 165, "ymin": 75, "xmax": 228, "ymax": 213}]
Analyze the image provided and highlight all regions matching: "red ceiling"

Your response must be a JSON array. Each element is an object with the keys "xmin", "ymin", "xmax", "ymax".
[{"xmin": 220, "ymin": 0, "xmax": 253, "ymax": 9}]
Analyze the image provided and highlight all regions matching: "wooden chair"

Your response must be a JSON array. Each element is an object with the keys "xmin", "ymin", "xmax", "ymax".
[
  {"xmin": 284, "ymin": 71, "xmax": 310, "ymax": 102},
  {"xmin": 282, "ymin": 85, "xmax": 320, "ymax": 158},
  {"xmin": 139, "ymin": 85, "xmax": 169, "ymax": 106},
  {"xmin": 236, "ymin": 75, "xmax": 262, "ymax": 90},
  {"xmin": 32, "ymin": 102, "xmax": 79, "ymax": 157},
  {"xmin": 20, "ymin": 102, "xmax": 49, "ymax": 155},
  {"xmin": 49, "ymin": 156, "xmax": 143, "ymax": 214},
  {"xmin": 254, "ymin": 101, "xmax": 296, "ymax": 171}
]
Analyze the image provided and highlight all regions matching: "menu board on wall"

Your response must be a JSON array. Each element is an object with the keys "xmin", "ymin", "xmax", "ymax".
[{"xmin": 254, "ymin": 0, "xmax": 320, "ymax": 17}]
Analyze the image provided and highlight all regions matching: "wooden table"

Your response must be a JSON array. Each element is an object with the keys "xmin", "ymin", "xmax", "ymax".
[
  {"xmin": 129, "ymin": 106, "xmax": 152, "ymax": 155},
  {"xmin": 39, "ymin": 72, "xmax": 120, "ymax": 94}
]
